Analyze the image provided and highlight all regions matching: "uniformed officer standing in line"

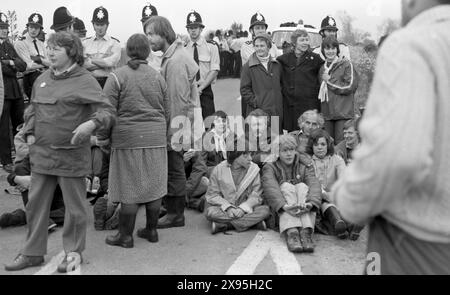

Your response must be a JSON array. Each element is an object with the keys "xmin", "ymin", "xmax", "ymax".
[
  {"xmin": 241, "ymin": 12, "xmax": 279, "ymax": 66},
  {"xmin": 73, "ymin": 17, "xmax": 87, "ymax": 39},
  {"xmin": 14, "ymin": 13, "xmax": 50, "ymax": 100},
  {"xmin": 184, "ymin": 11, "xmax": 220, "ymax": 123},
  {"xmin": 50, "ymin": 7, "xmax": 75, "ymax": 33},
  {"xmin": 83, "ymin": 6, "xmax": 121, "ymax": 88},
  {"xmin": 313, "ymin": 16, "xmax": 351, "ymax": 61}
]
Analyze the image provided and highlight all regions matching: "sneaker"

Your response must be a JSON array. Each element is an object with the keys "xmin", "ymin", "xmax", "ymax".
[
  {"xmin": 57, "ymin": 252, "xmax": 82, "ymax": 273},
  {"xmin": 93, "ymin": 197, "xmax": 108, "ymax": 231}
]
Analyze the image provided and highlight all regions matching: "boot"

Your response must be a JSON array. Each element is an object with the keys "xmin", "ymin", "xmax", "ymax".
[
  {"xmin": 299, "ymin": 228, "xmax": 315, "ymax": 253},
  {"xmin": 286, "ymin": 229, "xmax": 303, "ymax": 253},
  {"xmin": 211, "ymin": 222, "xmax": 232, "ymax": 235},
  {"xmin": 324, "ymin": 206, "xmax": 348, "ymax": 239},
  {"xmin": 157, "ymin": 196, "xmax": 185, "ymax": 229},
  {"xmin": 0, "ymin": 209, "xmax": 26, "ymax": 228},
  {"xmin": 137, "ymin": 201, "xmax": 161, "ymax": 243},
  {"xmin": 93, "ymin": 197, "xmax": 108, "ymax": 231},
  {"xmin": 105, "ymin": 211, "xmax": 136, "ymax": 248}
]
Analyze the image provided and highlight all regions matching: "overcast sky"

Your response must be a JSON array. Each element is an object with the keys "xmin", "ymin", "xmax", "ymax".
[{"xmin": 2, "ymin": 0, "xmax": 401, "ymax": 43}]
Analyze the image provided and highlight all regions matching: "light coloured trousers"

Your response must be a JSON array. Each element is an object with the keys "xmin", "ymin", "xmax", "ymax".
[
  {"xmin": 21, "ymin": 172, "xmax": 87, "ymax": 256},
  {"xmin": 279, "ymin": 182, "xmax": 316, "ymax": 234}
]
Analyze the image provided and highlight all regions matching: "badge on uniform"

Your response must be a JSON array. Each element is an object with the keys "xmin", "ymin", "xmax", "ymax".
[{"xmin": 40, "ymin": 82, "xmax": 46, "ymax": 88}]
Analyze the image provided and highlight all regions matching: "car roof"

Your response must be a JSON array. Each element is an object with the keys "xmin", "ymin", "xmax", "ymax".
[{"xmin": 272, "ymin": 25, "xmax": 320, "ymax": 34}]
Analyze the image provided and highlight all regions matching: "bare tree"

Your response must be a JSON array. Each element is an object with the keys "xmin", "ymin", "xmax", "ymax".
[
  {"xmin": 377, "ymin": 18, "xmax": 400, "ymax": 38},
  {"xmin": 6, "ymin": 10, "xmax": 20, "ymax": 43},
  {"xmin": 230, "ymin": 22, "xmax": 243, "ymax": 36},
  {"xmin": 336, "ymin": 10, "xmax": 372, "ymax": 46}
]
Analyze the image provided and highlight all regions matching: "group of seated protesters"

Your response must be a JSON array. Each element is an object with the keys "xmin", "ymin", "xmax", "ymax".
[{"xmin": 1, "ymin": 106, "xmax": 363, "ymax": 254}]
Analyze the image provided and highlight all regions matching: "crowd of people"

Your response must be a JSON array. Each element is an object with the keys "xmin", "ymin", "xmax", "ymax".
[{"xmin": 1, "ymin": 0, "xmax": 449, "ymax": 275}]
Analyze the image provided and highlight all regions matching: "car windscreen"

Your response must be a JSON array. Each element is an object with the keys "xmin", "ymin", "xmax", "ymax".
[{"xmin": 272, "ymin": 31, "xmax": 322, "ymax": 50}]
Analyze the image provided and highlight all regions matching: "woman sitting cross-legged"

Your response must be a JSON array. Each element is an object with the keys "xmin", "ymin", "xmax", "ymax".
[
  {"xmin": 309, "ymin": 129, "xmax": 364, "ymax": 241},
  {"xmin": 261, "ymin": 134, "xmax": 322, "ymax": 253},
  {"xmin": 205, "ymin": 136, "xmax": 271, "ymax": 234}
]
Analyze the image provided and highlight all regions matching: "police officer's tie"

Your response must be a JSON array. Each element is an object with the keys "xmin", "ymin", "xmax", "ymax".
[
  {"xmin": 33, "ymin": 39, "xmax": 40, "ymax": 56},
  {"xmin": 193, "ymin": 42, "xmax": 200, "ymax": 81}
]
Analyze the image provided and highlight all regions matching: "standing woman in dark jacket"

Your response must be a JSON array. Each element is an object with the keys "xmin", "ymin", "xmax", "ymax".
[
  {"xmin": 5, "ymin": 31, "xmax": 115, "ymax": 272},
  {"xmin": 0, "ymin": 12, "xmax": 27, "ymax": 172},
  {"xmin": 240, "ymin": 33, "xmax": 283, "ymax": 130},
  {"xmin": 277, "ymin": 29, "xmax": 324, "ymax": 132},
  {"xmin": 104, "ymin": 34, "xmax": 170, "ymax": 248}
]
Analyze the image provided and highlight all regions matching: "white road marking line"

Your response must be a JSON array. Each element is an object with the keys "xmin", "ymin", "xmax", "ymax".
[
  {"xmin": 226, "ymin": 231, "xmax": 303, "ymax": 275},
  {"xmin": 34, "ymin": 251, "xmax": 65, "ymax": 275}
]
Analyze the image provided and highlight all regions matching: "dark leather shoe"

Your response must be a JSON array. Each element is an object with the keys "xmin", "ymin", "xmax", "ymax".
[
  {"xmin": 349, "ymin": 225, "xmax": 364, "ymax": 241},
  {"xmin": 211, "ymin": 222, "xmax": 230, "ymax": 235},
  {"xmin": 137, "ymin": 228, "xmax": 158, "ymax": 243},
  {"xmin": 156, "ymin": 214, "xmax": 185, "ymax": 229},
  {"xmin": 57, "ymin": 252, "xmax": 82, "ymax": 273},
  {"xmin": 299, "ymin": 228, "xmax": 315, "ymax": 253},
  {"xmin": 286, "ymin": 231, "xmax": 303, "ymax": 253},
  {"xmin": 105, "ymin": 233, "xmax": 134, "ymax": 248},
  {"xmin": 4, "ymin": 254, "xmax": 44, "ymax": 271}
]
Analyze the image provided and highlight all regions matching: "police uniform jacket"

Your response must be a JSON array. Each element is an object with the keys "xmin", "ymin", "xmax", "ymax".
[
  {"xmin": 14, "ymin": 34, "xmax": 47, "ymax": 72},
  {"xmin": 185, "ymin": 36, "xmax": 220, "ymax": 85},
  {"xmin": 0, "ymin": 40, "xmax": 27, "ymax": 99},
  {"xmin": 83, "ymin": 34, "xmax": 121, "ymax": 78}
]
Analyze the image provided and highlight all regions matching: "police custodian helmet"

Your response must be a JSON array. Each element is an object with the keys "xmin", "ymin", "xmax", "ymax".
[
  {"xmin": 186, "ymin": 11, "xmax": 204, "ymax": 28},
  {"xmin": 320, "ymin": 16, "xmax": 338, "ymax": 33},
  {"xmin": 92, "ymin": 6, "xmax": 109, "ymax": 25},
  {"xmin": 141, "ymin": 3, "xmax": 158, "ymax": 23},
  {"xmin": 27, "ymin": 13, "xmax": 43, "ymax": 28},
  {"xmin": 249, "ymin": 12, "xmax": 268, "ymax": 31}
]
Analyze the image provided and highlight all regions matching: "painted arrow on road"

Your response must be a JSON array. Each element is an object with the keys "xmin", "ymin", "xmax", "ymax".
[{"xmin": 226, "ymin": 231, "xmax": 303, "ymax": 275}]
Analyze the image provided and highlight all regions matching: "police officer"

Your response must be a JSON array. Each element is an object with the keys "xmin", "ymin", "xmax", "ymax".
[
  {"xmin": 140, "ymin": 3, "xmax": 162, "ymax": 72},
  {"xmin": 185, "ymin": 11, "xmax": 220, "ymax": 122},
  {"xmin": 83, "ymin": 6, "xmax": 121, "ymax": 88},
  {"xmin": 313, "ymin": 15, "xmax": 351, "ymax": 61},
  {"xmin": 0, "ymin": 12, "xmax": 27, "ymax": 172},
  {"xmin": 141, "ymin": 3, "xmax": 158, "ymax": 27},
  {"xmin": 50, "ymin": 7, "xmax": 75, "ymax": 32},
  {"xmin": 14, "ymin": 13, "xmax": 50, "ymax": 99},
  {"xmin": 241, "ymin": 12, "xmax": 279, "ymax": 66},
  {"xmin": 73, "ymin": 17, "xmax": 87, "ymax": 39}
]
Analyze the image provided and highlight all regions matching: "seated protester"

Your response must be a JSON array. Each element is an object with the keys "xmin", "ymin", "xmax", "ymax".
[
  {"xmin": 245, "ymin": 109, "xmax": 279, "ymax": 169},
  {"xmin": 205, "ymin": 136, "xmax": 271, "ymax": 235},
  {"xmin": 308, "ymin": 129, "xmax": 348, "ymax": 239},
  {"xmin": 290, "ymin": 110, "xmax": 325, "ymax": 155},
  {"xmin": 335, "ymin": 118, "xmax": 361, "ymax": 165},
  {"xmin": 185, "ymin": 111, "xmax": 233, "ymax": 212},
  {"xmin": 318, "ymin": 37, "xmax": 358, "ymax": 145},
  {"xmin": 2, "ymin": 154, "xmax": 65, "ymax": 231},
  {"xmin": 310, "ymin": 129, "xmax": 364, "ymax": 240},
  {"xmin": 262, "ymin": 134, "xmax": 322, "ymax": 253}
]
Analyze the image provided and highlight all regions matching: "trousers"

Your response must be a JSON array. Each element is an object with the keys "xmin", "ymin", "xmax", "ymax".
[
  {"xmin": 21, "ymin": 173, "xmax": 86, "ymax": 256},
  {"xmin": 206, "ymin": 205, "xmax": 271, "ymax": 232},
  {"xmin": 0, "ymin": 99, "xmax": 24, "ymax": 165}
]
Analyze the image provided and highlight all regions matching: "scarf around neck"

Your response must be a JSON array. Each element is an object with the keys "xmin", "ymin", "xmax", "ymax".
[{"xmin": 318, "ymin": 56, "xmax": 339, "ymax": 103}]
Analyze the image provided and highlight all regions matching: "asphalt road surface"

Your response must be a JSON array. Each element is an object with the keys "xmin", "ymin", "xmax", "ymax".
[{"xmin": 0, "ymin": 78, "xmax": 367, "ymax": 275}]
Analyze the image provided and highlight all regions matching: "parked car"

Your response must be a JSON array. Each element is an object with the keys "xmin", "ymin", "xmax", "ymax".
[{"xmin": 271, "ymin": 21, "xmax": 322, "ymax": 55}]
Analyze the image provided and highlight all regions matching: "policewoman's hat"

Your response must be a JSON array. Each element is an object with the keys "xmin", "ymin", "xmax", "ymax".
[
  {"xmin": 0, "ymin": 12, "xmax": 10, "ymax": 29},
  {"xmin": 27, "ymin": 13, "xmax": 43, "ymax": 28},
  {"xmin": 92, "ymin": 6, "xmax": 109, "ymax": 25},
  {"xmin": 320, "ymin": 16, "xmax": 338, "ymax": 33},
  {"xmin": 186, "ymin": 11, "xmax": 204, "ymax": 29},
  {"xmin": 50, "ymin": 7, "xmax": 74, "ymax": 31},
  {"xmin": 73, "ymin": 17, "xmax": 87, "ymax": 34},
  {"xmin": 141, "ymin": 3, "xmax": 158, "ymax": 23},
  {"xmin": 250, "ymin": 12, "xmax": 268, "ymax": 31}
]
